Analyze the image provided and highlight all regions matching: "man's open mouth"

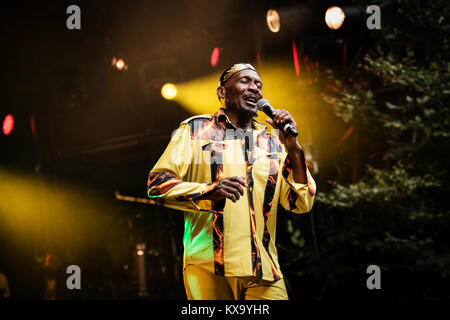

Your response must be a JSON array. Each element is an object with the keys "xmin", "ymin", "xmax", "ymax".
[{"xmin": 243, "ymin": 96, "xmax": 258, "ymax": 105}]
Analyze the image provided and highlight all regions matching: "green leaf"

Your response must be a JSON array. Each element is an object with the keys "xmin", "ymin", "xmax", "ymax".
[
  {"xmin": 299, "ymin": 237, "xmax": 306, "ymax": 248},
  {"xmin": 386, "ymin": 102, "xmax": 401, "ymax": 110}
]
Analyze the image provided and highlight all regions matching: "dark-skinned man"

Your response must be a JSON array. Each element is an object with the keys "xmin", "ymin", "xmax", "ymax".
[{"xmin": 147, "ymin": 63, "xmax": 316, "ymax": 300}]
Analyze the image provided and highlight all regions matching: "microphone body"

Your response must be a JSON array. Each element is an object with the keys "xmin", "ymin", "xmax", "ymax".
[{"xmin": 256, "ymin": 99, "xmax": 298, "ymax": 137}]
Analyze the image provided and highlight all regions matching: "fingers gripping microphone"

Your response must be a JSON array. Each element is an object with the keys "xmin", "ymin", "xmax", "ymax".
[{"xmin": 256, "ymin": 99, "xmax": 298, "ymax": 137}]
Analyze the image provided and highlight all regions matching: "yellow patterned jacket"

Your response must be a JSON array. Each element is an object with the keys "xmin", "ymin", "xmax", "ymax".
[{"xmin": 147, "ymin": 108, "xmax": 316, "ymax": 281}]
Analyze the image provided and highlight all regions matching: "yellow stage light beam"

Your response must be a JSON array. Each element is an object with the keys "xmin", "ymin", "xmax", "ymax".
[
  {"xmin": 0, "ymin": 168, "xmax": 128, "ymax": 264},
  {"xmin": 174, "ymin": 58, "xmax": 322, "ymax": 144}
]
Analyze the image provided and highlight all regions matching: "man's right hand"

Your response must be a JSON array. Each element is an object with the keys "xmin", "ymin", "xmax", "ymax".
[{"xmin": 199, "ymin": 176, "xmax": 248, "ymax": 203}]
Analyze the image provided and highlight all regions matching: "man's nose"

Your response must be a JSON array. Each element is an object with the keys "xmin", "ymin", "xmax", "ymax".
[{"xmin": 248, "ymin": 81, "xmax": 260, "ymax": 93}]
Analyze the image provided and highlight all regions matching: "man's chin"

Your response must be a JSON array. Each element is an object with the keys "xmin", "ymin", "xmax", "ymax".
[{"xmin": 241, "ymin": 105, "xmax": 258, "ymax": 118}]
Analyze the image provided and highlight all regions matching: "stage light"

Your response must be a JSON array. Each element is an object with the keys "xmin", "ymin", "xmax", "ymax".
[
  {"xmin": 112, "ymin": 57, "xmax": 127, "ymax": 71},
  {"xmin": 2, "ymin": 114, "xmax": 14, "ymax": 135},
  {"xmin": 292, "ymin": 40, "xmax": 300, "ymax": 77},
  {"xmin": 211, "ymin": 47, "xmax": 220, "ymax": 67},
  {"xmin": 266, "ymin": 9, "xmax": 281, "ymax": 33},
  {"xmin": 137, "ymin": 250, "xmax": 144, "ymax": 256},
  {"xmin": 115, "ymin": 59, "xmax": 125, "ymax": 70},
  {"xmin": 161, "ymin": 83, "xmax": 177, "ymax": 100},
  {"xmin": 325, "ymin": 6, "xmax": 346, "ymax": 30},
  {"xmin": 265, "ymin": 5, "xmax": 312, "ymax": 35}
]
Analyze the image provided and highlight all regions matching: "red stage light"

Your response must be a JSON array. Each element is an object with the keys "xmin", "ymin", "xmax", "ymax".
[
  {"xmin": 30, "ymin": 114, "xmax": 36, "ymax": 137},
  {"xmin": 44, "ymin": 253, "xmax": 51, "ymax": 268},
  {"xmin": 211, "ymin": 47, "xmax": 220, "ymax": 67},
  {"xmin": 2, "ymin": 114, "xmax": 14, "ymax": 135},
  {"xmin": 291, "ymin": 40, "xmax": 300, "ymax": 77}
]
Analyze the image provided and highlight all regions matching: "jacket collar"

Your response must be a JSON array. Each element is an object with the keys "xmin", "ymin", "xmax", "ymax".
[{"xmin": 214, "ymin": 108, "xmax": 266, "ymax": 131}]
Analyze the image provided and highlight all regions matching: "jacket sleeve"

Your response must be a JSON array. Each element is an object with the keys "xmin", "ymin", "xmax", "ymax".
[
  {"xmin": 279, "ymin": 149, "xmax": 317, "ymax": 214},
  {"xmin": 147, "ymin": 122, "xmax": 219, "ymax": 214}
]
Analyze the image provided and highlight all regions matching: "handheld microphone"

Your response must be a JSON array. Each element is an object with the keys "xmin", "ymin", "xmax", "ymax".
[{"xmin": 256, "ymin": 99, "xmax": 298, "ymax": 137}]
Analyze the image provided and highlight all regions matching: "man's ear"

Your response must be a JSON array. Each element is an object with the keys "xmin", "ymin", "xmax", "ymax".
[{"xmin": 216, "ymin": 86, "xmax": 226, "ymax": 99}]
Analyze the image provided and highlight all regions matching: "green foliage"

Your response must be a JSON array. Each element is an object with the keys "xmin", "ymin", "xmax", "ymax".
[
  {"xmin": 283, "ymin": 0, "xmax": 450, "ymax": 299},
  {"xmin": 317, "ymin": 163, "xmax": 442, "ymax": 208}
]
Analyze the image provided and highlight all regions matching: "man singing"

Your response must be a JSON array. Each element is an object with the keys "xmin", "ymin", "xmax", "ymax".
[{"xmin": 147, "ymin": 63, "xmax": 316, "ymax": 300}]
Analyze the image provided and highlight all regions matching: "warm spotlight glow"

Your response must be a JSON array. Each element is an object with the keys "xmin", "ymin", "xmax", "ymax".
[
  {"xmin": 161, "ymin": 83, "xmax": 177, "ymax": 100},
  {"xmin": 3, "ymin": 114, "xmax": 14, "ymax": 135},
  {"xmin": 0, "ymin": 168, "xmax": 129, "ymax": 262},
  {"xmin": 266, "ymin": 9, "xmax": 281, "ymax": 33},
  {"xmin": 174, "ymin": 59, "xmax": 321, "ymax": 140},
  {"xmin": 137, "ymin": 250, "xmax": 144, "ymax": 256},
  {"xmin": 115, "ymin": 59, "xmax": 125, "ymax": 70},
  {"xmin": 112, "ymin": 57, "xmax": 127, "ymax": 71},
  {"xmin": 325, "ymin": 6, "xmax": 346, "ymax": 30}
]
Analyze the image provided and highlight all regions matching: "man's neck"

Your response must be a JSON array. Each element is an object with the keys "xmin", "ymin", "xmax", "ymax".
[{"xmin": 224, "ymin": 108, "xmax": 254, "ymax": 131}]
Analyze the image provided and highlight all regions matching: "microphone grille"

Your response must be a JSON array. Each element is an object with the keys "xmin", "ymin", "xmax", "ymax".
[{"xmin": 256, "ymin": 99, "xmax": 269, "ymax": 111}]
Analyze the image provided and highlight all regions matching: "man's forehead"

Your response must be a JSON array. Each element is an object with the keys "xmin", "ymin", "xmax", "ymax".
[{"xmin": 230, "ymin": 69, "xmax": 262, "ymax": 82}]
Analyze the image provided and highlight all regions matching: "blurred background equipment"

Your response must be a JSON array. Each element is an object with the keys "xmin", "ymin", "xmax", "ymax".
[
  {"xmin": 0, "ymin": 272, "xmax": 10, "ymax": 299},
  {"xmin": 136, "ymin": 243, "xmax": 148, "ymax": 297}
]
